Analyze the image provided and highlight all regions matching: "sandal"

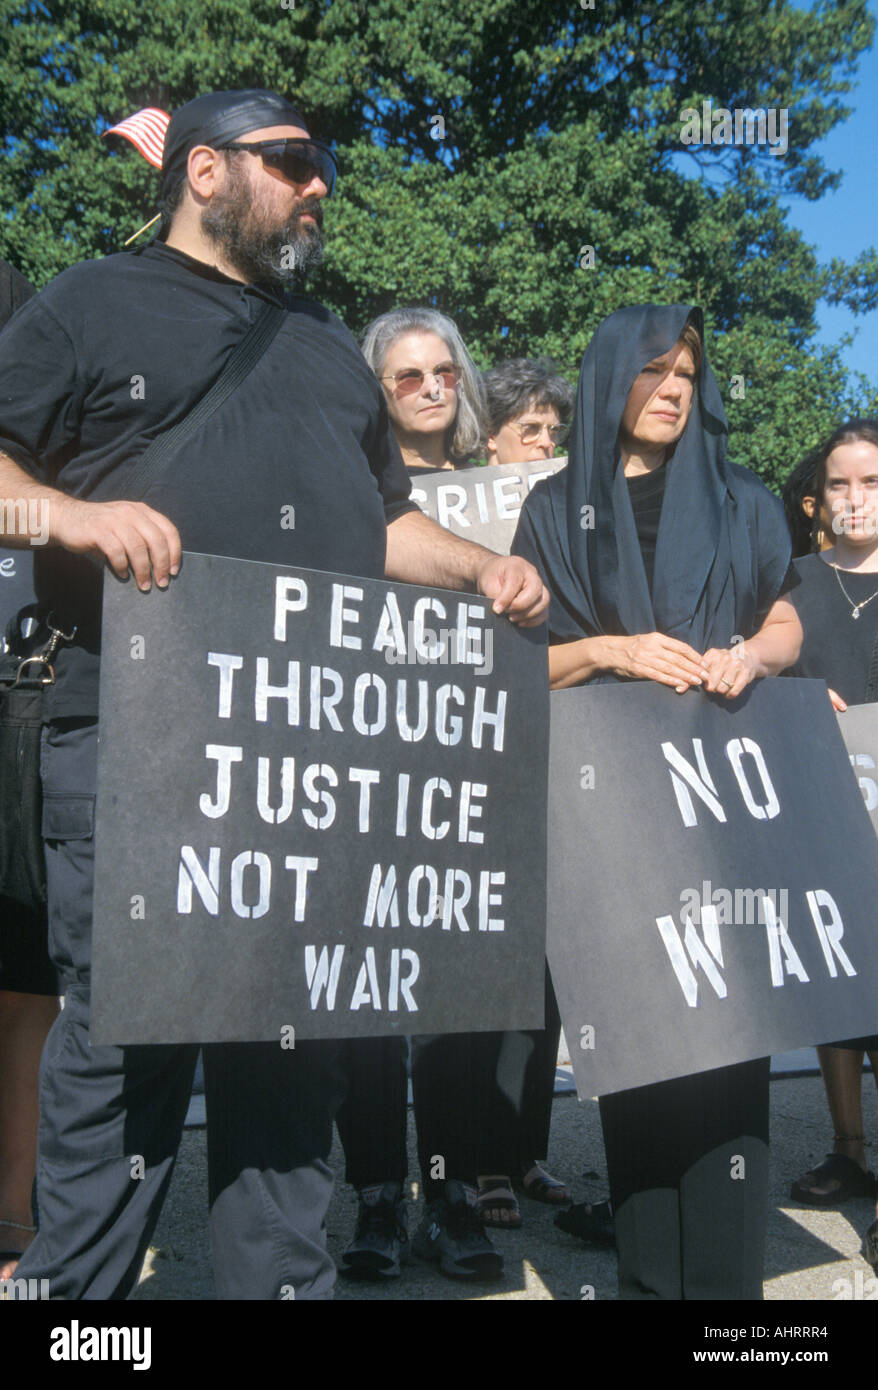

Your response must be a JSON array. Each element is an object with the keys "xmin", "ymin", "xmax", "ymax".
[
  {"xmin": 519, "ymin": 1163, "xmax": 571, "ymax": 1206},
  {"xmin": 476, "ymin": 1177, "xmax": 522, "ymax": 1229},
  {"xmin": 790, "ymin": 1153, "xmax": 876, "ymax": 1207},
  {"xmin": 554, "ymin": 1200, "xmax": 615, "ymax": 1247}
]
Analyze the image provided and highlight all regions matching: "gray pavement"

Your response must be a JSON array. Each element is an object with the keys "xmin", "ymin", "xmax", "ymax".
[{"xmin": 129, "ymin": 1064, "xmax": 878, "ymax": 1302}]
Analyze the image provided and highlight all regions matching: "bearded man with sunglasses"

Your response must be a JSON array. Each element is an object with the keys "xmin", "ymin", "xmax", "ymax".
[{"xmin": 0, "ymin": 88, "xmax": 547, "ymax": 1301}]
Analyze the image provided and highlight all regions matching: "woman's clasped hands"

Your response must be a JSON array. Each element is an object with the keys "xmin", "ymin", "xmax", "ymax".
[{"xmin": 611, "ymin": 631, "xmax": 760, "ymax": 698}]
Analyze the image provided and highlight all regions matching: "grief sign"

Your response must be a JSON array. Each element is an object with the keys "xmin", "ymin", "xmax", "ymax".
[
  {"xmin": 408, "ymin": 466, "xmax": 560, "ymax": 533},
  {"xmin": 656, "ymin": 735, "xmax": 855, "ymax": 1005}
]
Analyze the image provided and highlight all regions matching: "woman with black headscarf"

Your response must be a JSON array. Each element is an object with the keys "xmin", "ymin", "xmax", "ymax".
[{"xmin": 512, "ymin": 304, "xmax": 802, "ymax": 1299}]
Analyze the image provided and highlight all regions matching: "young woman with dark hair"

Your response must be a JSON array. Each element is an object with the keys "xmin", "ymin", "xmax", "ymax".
[
  {"xmin": 782, "ymin": 447, "xmax": 825, "ymax": 559},
  {"xmin": 786, "ymin": 420, "xmax": 878, "ymax": 1236}
]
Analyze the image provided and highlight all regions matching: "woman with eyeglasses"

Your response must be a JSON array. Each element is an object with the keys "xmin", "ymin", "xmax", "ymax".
[
  {"xmin": 483, "ymin": 359, "xmax": 573, "ymax": 467},
  {"xmin": 335, "ymin": 307, "xmax": 506, "ymax": 1284},
  {"xmin": 361, "ymin": 308, "xmax": 487, "ymax": 473},
  {"xmin": 511, "ymin": 304, "xmax": 802, "ymax": 1299}
]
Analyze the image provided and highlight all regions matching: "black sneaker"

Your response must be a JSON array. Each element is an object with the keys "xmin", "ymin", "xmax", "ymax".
[
  {"xmin": 554, "ymin": 1200, "xmax": 615, "ymax": 1247},
  {"xmin": 412, "ymin": 1179, "xmax": 504, "ymax": 1280},
  {"xmin": 341, "ymin": 1182, "xmax": 410, "ymax": 1279}
]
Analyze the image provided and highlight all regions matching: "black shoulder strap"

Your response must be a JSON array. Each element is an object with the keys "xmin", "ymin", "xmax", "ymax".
[
  {"xmin": 95, "ymin": 300, "xmax": 286, "ymax": 503},
  {"xmin": 866, "ymin": 631, "xmax": 878, "ymax": 703}
]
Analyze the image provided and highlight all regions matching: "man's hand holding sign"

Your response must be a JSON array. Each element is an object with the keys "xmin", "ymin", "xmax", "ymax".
[{"xmin": 385, "ymin": 507, "xmax": 549, "ymax": 626}]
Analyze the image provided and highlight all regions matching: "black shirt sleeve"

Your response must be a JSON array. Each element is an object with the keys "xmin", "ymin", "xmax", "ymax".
[
  {"xmin": 376, "ymin": 432, "xmax": 419, "ymax": 524},
  {"xmin": 0, "ymin": 296, "xmax": 83, "ymax": 481},
  {"xmin": 777, "ymin": 560, "xmax": 800, "ymax": 596},
  {"xmin": 368, "ymin": 393, "xmax": 420, "ymax": 524}
]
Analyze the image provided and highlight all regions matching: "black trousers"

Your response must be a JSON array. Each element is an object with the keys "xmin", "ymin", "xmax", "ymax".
[
  {"xmin": 473, "ymin": 965, "xmax": 562, "ymax": 1174},
  {"xmin": 335, "ymin": 1034, "xmax": 488, "ymax": 1195},
  {"xmin": 335, "ymin": 1036, "xmax": 409, "ymax": 1190},
  {"xmin": 16, "ymin": 719, "xmax": 346, "ymax": 1300},
  {"xmin": 599, "ymin": 1057, "xmax": 770, "ymax": 1300},
  {"xmin": 336, "ymin": 968, "xmax": 561, "ymax": 1197}
]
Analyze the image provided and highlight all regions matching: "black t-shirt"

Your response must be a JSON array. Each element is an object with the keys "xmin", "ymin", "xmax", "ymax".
[
  {"xmin": 0, "ymin": 242, "xmax": 417, "ymax": 715},
  {"xmin": 0, "ymin": 260, "xmax": 38, "ymax": 651},
  {"xmin": 785, "ymin": 552, "xmax": 878, "ymax": 703},
  {"xmin": 626, "ymin": 463, "xmax": 666, "ymax": 594}
]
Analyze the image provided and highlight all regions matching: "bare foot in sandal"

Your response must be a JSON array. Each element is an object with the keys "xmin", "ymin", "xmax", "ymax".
[
  {"xmin": 519, "ymin": 1162, "xmax": 571, "ymax": 1205},
  {"xmin": 477, "ymin": 1176, "xmax": 522, "ymax": 1228}
]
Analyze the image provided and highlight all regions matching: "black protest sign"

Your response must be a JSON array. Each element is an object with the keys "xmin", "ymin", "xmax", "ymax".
[
  {"xmin": 91, "ymin": 553, "xmax": 548, "ymax": 1044},
  {"xmin": 547, "ymin": 678, "xmax": 878, "ymax": 1097},
  {"xmin": 837, "ymin": 702, "xmax": 878, "ymax": 837},
  {"xmin": 409, "ymin": 460, "xmax": 566, "ymax": 555}
]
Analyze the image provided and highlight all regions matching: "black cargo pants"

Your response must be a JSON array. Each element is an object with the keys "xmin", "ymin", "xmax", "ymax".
[{"xmin": 15, "ymin": 718, "xmax": 345, "ymax": 1300}]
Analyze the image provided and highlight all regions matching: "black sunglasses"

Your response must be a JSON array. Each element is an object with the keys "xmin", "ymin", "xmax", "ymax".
[{"xmin": 222, "ymin": 138, "xmax": 338, "ymax": 196}]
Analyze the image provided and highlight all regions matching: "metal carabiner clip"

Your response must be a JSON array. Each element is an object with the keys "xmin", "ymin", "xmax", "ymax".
[
  {"xmin": 9, "ymin": 614, "xmax": 76, "ymax": 688},
  {"xmin": 11, "ymin": 654, "xmax": 56, "ymax": 687}
]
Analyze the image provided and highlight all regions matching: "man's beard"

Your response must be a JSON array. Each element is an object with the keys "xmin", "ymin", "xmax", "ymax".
[{"xmin": 201, "ymin": 160, "xmax": 324, "ymax": 288}]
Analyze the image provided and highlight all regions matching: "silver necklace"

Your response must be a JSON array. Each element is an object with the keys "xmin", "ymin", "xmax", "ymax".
[{"xmin": 832, "ymin": 563, "xmax": 878, "ymax": 620}]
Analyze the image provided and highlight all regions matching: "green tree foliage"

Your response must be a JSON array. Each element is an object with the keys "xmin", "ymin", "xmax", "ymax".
[{"xmin": 1, "ymin": 0, "xmax": 876, "ymax": 484}]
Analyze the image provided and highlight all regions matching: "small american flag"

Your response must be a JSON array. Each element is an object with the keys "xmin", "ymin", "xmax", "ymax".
[{"xmin": 102, "ymin": 108, "xmax": 170, "ymax": 168}]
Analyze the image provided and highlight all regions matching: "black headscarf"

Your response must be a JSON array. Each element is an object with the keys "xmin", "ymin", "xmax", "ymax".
[
  {"xmin": 161, "ymin": 89, "xmax": 309, "ymax": 193},
  {"xmin": 512, "ymin": 304, "xmax": 790, "ymax": 658}
]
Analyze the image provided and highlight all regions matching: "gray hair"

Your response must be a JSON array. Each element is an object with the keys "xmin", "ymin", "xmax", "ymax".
[
  {"xmin": 482, "ymin": 358, "xmax": 575, "ymax": 440},
  {"xmin": 361, "ymin": 307, "xmax": 487, "ymax": 462}
]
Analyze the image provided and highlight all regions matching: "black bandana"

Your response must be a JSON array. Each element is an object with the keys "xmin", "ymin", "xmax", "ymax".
[{"xmin": 161, "ymin": 89, "xmax": 308, "ymax": 191}]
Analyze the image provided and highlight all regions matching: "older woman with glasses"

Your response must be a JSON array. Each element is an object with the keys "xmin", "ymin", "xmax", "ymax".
[
  {"xmin": 335, "ymin": 307, "xmax": 510, "ymax": 1284},
  {"xmin": 361, "ymin": 307, "xmax": 487, "ymax": 473},
  {"xmin": 483, "ymin": 358, "xmax": 574, "ymax": 466}
]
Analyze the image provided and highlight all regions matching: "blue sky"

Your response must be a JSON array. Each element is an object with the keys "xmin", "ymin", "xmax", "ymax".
[{"xmin": 781, "ymin": 0, "xmax": 878, "ymax": 381}]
